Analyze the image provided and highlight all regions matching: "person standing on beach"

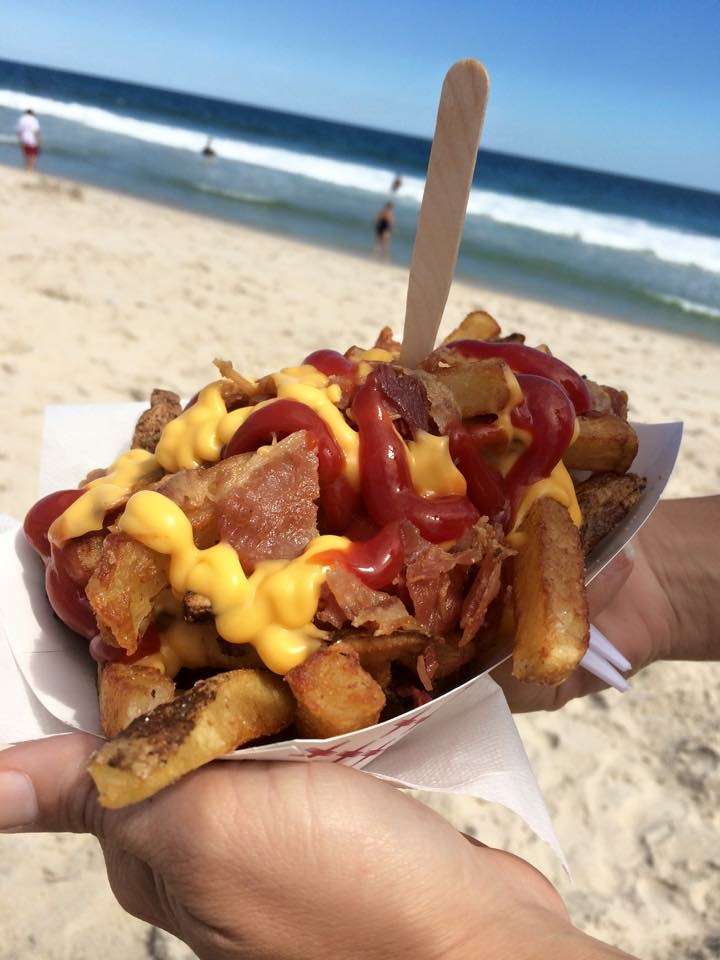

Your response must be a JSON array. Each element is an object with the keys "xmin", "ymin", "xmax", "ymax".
[
  {"xmin": 374, "ymin": 201, "xmax": 394, "ymax": 259},
  {"xmin": 16, "ymin": 109, "xmax": 41, "ymax": 172}
]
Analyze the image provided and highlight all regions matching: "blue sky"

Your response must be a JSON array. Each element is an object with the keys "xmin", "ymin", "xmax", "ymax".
[{"xmin": 2, "ymin": 0, "xmax": 719, "ymax": 191}]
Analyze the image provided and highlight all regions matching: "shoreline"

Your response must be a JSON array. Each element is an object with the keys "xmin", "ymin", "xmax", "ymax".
[
  {"xmin": 1, "ymin": 157, "xmax": 718, "ymax": 345},
  {"xmin": 1, "ymin": 164, "xmax": 719, "ymax": 958}
]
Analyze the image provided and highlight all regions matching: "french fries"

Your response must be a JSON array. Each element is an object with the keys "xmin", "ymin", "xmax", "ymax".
[
  {"xmin": 563, "ymin": 414, "xmax": 638, "ymax": 474},
  {"xmin": 99, "ymin": 662, "xmax": 175, "ymax": 738},
  {"xmin": 86, "ymin": 533, "xmax": 168, "ymax": 653},
  {"xmin": 432, "ymin": 357, "xmax": 511, "ymax": 417},
  {"xmin": 575, "ymin": 472, "xmax": 645, "ymax": 555},
  {"xmin": 442, "ymin": 309, "xmax": 501, "ymax": 343},
  {"xmin": 286, "ymin": 643, "xmax": 386, "ymax": 738},
  {"xmin": 512, "ymin": 497, "xmax": 589, "ymax": 684},
  {"xmin": 89, "ymin": 669, "xmax": 295, "ymax": 808},
  {"xmin": 21, "ymin": 307, "xmax": 646, "ymax": 808}
]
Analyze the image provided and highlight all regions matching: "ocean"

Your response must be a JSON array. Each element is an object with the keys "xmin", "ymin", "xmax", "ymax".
[{"xmin": 2, "ymin": 58, "xmax": 720, "ymax": 341}]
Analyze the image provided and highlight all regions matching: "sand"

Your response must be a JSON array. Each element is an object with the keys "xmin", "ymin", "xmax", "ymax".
[{"xmin": 0, "ymin": 166, "xmax": 718, "ymax": 959}]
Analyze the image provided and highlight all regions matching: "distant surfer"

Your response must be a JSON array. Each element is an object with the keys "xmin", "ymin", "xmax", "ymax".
[
  {"xmin": 16, "ymin": 109, "xmax": 41, "ymax": 172},
  {"xmin": 374, "ymin": 202, "xmax": 395, "ymax": 259},
  {"xmin": 391, "ymin": 175, "xmax": 402, "ymax": 193},
  {"xmin": 202, "ymin": 137, "xmax": 217, "ymax": 159}
]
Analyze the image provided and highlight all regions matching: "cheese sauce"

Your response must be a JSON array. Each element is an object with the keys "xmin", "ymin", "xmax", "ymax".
[
  {"xmin": 118, "ymin": 489, "xmax": 350, "ymax": 673},
  {"xmin": 50, "ymin": 346, "xmax": 583, "ymax": 676}
]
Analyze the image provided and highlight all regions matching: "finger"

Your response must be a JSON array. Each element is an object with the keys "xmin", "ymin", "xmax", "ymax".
[{"xmin": 0, "ymin": 733, "xmax": 103, "ymax": 834}]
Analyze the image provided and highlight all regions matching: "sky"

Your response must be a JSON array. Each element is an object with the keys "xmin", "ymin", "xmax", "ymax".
[{"xmin": 2, "ymin": 0, "xmax": 719, "ymax": 191}]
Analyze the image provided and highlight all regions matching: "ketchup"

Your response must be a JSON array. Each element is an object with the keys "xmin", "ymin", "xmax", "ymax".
[
  {"xmin": 223, "ymin": 399, "xmax": 359, "ymax": 532},
  {"xmin": 446, "ymin": 340, "xmax": 591, "ymax": 414},
  {"xmin": 45, "ymin": 541, "xmax": 98, "ymax": 639},
  {"xmin": 352, "ymin": 373, "xmax": 478, "ymax": 543},
  {"xmin": 24, "ymin": 488, "xmax": 85, "ymax": 561},
  {"xmin": 447, "ymin": 423, "xmax": 508, "ymax": 527},
  {"xmin": 505, "ymin": 374, "xmax": 576, "ymax": 517},
  {"xmin": 303, "ymin": 349, "xmax": 356, "ymax": 378},
  {"xmin": 89, "ymin": 622, "xmax": 162, "ymax": 665}
]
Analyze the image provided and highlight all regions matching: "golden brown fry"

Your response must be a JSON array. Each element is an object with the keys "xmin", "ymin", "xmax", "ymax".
[
  {"xmin": 575, "ymin": 472, "xmax": 645, "ymax": 555},
  {"xmin": 442, "ymin": 310, "xmax": 501, "ymax": 344},
  {"xmin": 86, "ymin": 533, "xmax": 168, "ymax": 653},
  {"xmin": 563, "ymin": 414, "xmax": 638, "ymax": 474},
  {"xmin": 512, "ymin": 498, "xmax": 589, "ymax": 685},
  {"xmin": 99, "ymin": 662, "xmax": 175, "ymax": 738},
  {"xmin": 89, "ymin": 669, "xmax": 295, "ymax": 808},
  {"xmin": 286, "ymin": 643, "xmax": 386, "ymax": 738},
  {"xmin": 340, "ymin": 631, "xmax": 428, "ymax": 687},
  {"xmin": 60, "ymin": 531, "xmax": 105, "ymax": 587},
  {"xmin": 584, "ymin": 379, "xmax": 629, "ymax": 420},
  {"xmin": 433, "ymin": 357, "xmax": 511, "ymax": 417}
]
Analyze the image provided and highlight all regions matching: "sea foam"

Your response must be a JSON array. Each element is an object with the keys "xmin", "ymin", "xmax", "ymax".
[{"xmin": 2, "ymin": 87, "xmax": 719, "ymax": 275}]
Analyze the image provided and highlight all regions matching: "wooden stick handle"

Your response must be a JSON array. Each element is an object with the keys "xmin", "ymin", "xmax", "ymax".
[{"xmin": 400, "ymin": 60, "xmax": 489, "ymax": 368}]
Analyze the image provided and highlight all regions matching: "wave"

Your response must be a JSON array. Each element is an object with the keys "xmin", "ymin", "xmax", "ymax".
[
  {"xmin": 652, "ymin": 293, "xmax": 720, "ymax": 320},
  {"xmin": 2, "ymin": 87, "xmax": 720, "ymax": 274}
]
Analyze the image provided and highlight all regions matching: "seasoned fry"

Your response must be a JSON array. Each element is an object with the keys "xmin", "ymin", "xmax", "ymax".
[
  {"xmin": 575, "ymin": 472, "xmax": 646, "ymax": 555},
  {"xmin": 512, "ymin": 498, "xmax": 589, "ymax": 684},
  {"xmin": 89, "ymin": 669, "xmax": 295, "ymax": 808},
  {"xmin": 563, "ymin": 414, "xmax": 638, "ymax": 473},
  {"xmin": 442, "ymin": 309, "xmax": 501, "ymax": 344},
  {"xmin": 584, "ymin": 379, "xmax": 629, "ymax": 420},
  {"xmin": 432, "ymin": 356, "xmax": 512, "ymax": 417},
  {"xmin": 99, "ymin": 662, "xmax": 175, "ymax": 738},
  {"xmin": 286, "ymin": 643, "xmax": 386, "ymax": 738},
  {"xmin": 340, "ymin": 631, "xmax": 428, "ymax": 687},
  {"xmin": 86, "ymin": 533, "xmax": 168, "ymax": 653}
]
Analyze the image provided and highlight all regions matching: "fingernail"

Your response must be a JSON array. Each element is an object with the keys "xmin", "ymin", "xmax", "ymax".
[
  {"xmin": 623, "ymin": 541, "xmax": 636, "ymax": 563},
  {"xmin": 0, "ymin": 771, "xmax": 38, "ymax": 831}
]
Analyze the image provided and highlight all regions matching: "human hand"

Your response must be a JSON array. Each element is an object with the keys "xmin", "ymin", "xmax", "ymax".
[
  {"xmin": 495, "ymin": 496, "xmax": 719, "ymax": 712},
  {"xmin": 0, "ymin": 734, "xmax": 631, "ymax": 959}
]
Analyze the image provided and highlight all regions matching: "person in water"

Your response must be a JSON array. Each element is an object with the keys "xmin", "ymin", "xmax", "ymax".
[
  {"xmin": 16, "ymin": 109, "xmax": 41, "ymax": 172},
  {"xmin": 391, "ymin": 174, "xmax": 402, "ymax": 192},
  {"xmin": 374, "ymin": 201, "xmax": 395, "ymax": 259},
  {"xmin": 202, "ymin": 137, "xmax": 217, "ymax": 159}
]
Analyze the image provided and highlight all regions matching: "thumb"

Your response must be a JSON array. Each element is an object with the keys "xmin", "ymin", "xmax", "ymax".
[{"xmin": 0, "ymin": 733, "xmax": 104, "ymax": 834}]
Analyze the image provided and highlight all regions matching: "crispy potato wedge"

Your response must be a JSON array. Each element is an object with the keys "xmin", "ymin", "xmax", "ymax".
[
  {"xmin": 433, "ymin": 356, "xmax": 512, "ymax": 418},
  {"xmin": 563, "ymin": 414, "xmax": 638, "ymax": 474},
  {"xmin": 584, "ymin": 379, "xmax": 629, "ymax": 420},
  {"xmin": 60, "ymin": 531, "xmax": 105, "ymax": 587},
  {"xmin": 89, "ymin": 669, "xmax": 295, "ymax": 808},
  {"xmin": 86, "ymin": 533, "xmax": 168, "ymax": 653},
  {"xmin": 512, "ymin": 498, "xmax": 589, "ymax": 684},
  {"xmin": 286, "ymin": 643, "xmax": 386, "ymax": 738},
  {"xmin": 575, "ymin": 472, "xmax": 646, "ymax": 555},
  {"xmin": 442, "ymin": 310, "xmax": 501, "ymax": 343},
  {"xmin": 99, "ymin": 662, "xmax": 176, "ymax": 738},
  {"xmin": 340, "ymin": 631, "xmax": 428, "ymax": 687}
]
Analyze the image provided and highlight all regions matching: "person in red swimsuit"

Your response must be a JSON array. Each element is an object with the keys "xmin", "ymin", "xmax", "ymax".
[{"xmin": 16, "ymin": 109, "xmax": 41, "ymax": 172}]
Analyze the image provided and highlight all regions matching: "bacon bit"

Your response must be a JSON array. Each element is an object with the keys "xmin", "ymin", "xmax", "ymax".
[
  {"xmin": 373, "ymin": 365, "xmax": 431, "ymax": 438},
  {"xmin": 213, "ymin": 358, "xmax": 258, "ymax": 397},
  {"xmin": 416, "ymin": 645, "xmax": 439, "ymax": 691},
  {"xmin": 459, "ymin": 535, "xmax": 511, "ymax": 646},
  {"xmin": 325, "ymin": 565, "xmax": 416, "ymax": 636}
]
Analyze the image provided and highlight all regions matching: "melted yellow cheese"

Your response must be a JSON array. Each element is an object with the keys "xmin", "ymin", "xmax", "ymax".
[
  {"xmin": 511, "ymin": 460, "xmax": 582, "ymax": 539},
  {"xmin": 118, "ymin": 489, "xmax": 350, "ymax": 674},
  {"xmin": 49, "ymin": 448, "xmax": 160, "ymax": 545},
  {"xmin": 357, "ymin": 348, "xmax": 394, "ymax": 363},
  {"xmin": 406, "ymin": 431, "xmax": 467, "ymax": 497}
]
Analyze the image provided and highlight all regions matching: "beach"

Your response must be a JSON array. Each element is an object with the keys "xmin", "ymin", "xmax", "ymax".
[{"xmin": 0, "ymin": 166, "xmax": 718, "ymax": 958}]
